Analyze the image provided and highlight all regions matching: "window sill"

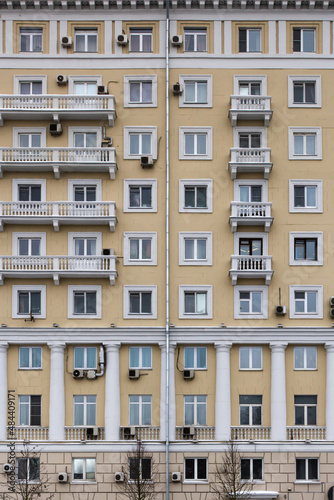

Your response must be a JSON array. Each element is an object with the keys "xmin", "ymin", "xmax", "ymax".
[
  {"xmin": 183, "ymin": 480, "xmax": 208, "ymax": 484},
  {"xmin": 18, "ymin": 368, "xmax": 42, "ymax": 371},
  {"xmin": 71, "ymin": 481, "xmax": 97, "ymax": 484},
  {"xmin": 294, "ymin": 480, "xmax": 320, "ymax": 484},
  {"xmin": 290, "ymin": 260, "xmax": 322, "ymax": 266}
]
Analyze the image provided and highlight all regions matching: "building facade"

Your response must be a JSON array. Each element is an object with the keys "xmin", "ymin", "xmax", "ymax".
[{"xmin": 0, "ymin": 4, "xmax": 334, "ymax": 500}]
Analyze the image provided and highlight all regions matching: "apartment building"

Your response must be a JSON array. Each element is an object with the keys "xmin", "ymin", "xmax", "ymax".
[{"xmin": 0, "ymin": 4, "xmax": 334, "ymax": 500}]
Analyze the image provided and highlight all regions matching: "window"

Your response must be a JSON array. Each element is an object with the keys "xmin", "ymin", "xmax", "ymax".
[
  {"xmin": 237, "ymin": 184, "xmax": 263, "ymax": 203},
  {"xmin": 124, "ymin": 179, "xmax": 157, "ymax": 213},
  {"xmin": 178, "ymin": 75, "xmax": 212, "ymax": 108},
  {"xmin": 184, "ymin": 395, "xmax": 206, "ymax": 425},
  {"xmin": 14, "ymin": 76, "xmax": 47, "ymax": 95},
  {"xmin": 12, "ymin": 285, "xmax": 46, "ymax": 319},
  {"xmin": 239, "ymin": 133, "xmax": 261, "ymax": 149},
  {"xmin": 74, "ymin": 81, "xmax": 97, "ymax": 95},
  {"xmin": 19, "ymin": 133, "xmax": 41, "ymax": 148},
  {"xmin": 19, "ymin": 347, "xmax": 42, "ymax": 370},
  {"xmin": 234, "ymin": 286, "xmax": 268, "ymax": 320},
  {"xmin": 68, "ymin": 75, "xmax": 102, "ymax": 94},
  {"xmin": 294, "ymin": 347, "xmax": 317, "ymax": 370},
  {"xmin": 240, "ymin": 458, "xmax": 263, "ymax": 481},
  {"xmin": 74, "ymin": 29, "xmax": 98, "ymax": 52},
  {"xmin": 129, "ymin": 28, "xmax": 152, "ymax": 52},
  {"xmin": 13, "ymin": 233, "xmax": 46, "ymax": 257},
  {"xmin": 129, "ymin": 395, "xmax": 151, "ymax": 425},
  {"xmin": 17, "ymin": 458, "xmax": 40, "ymax": 482},
  {"xmin": 123, "ymin": 233, "xmax": 157, "ymax": 266},
  {"xmin": 68, "ymin": 286, "xmax": 101, "ymax": 319},
  {"xmin": 13, "ymin": 128, "xmax": 46, "ymax": 149},
  {"xmin": 19, "ymin": 291, "xmax": 41, "ymax": 315},
  {"xmin": 184, "ymin": 28, "xmax": 207, "ymax": 52},
  {"xmin": 294, "ymin": 395, "xmax": 317, "ymax": 426},
  {"xmin": 20, "ymin": 81, "xmax": 43, "ymax": 95},
  {"xmin": 239, "ymin": 28, "xmax": 261, "ymax": 53},
  {"xmin": 179, "ymin": 232, "xmax": 212, "ymax": 266},
  {"xmin": 179, "ymin": 180, "xmax": 213, "ymax": 213},
  {"xmin": 20, "ymin": 28, "xmax": 43, "ymax": 52},
  {"xmin": 184, "ymin": 458, "xmax": 207, "ymax": 481},
  {"xmin": 179, "ymin": 286, "xmax": 212, "ymax": 319},
  {"xmin": 13, "ymin": 179, "xmax": 46, "ymax": 202},
  {"xmin": 74, "ymin": 185, "xmax": 96, "ymax": 202},
  {"xmin": 73, "ymin": 395, "xmax": 96, "ymax": 426},
  {"xmin": 289, "ymin": 232, "xmax": 323, "ymax": 266},
  {"xmin": 74, "ymin": 347, "xmax": 97, "ymax": 369},
  {"xmin": 68, "ymin": 233, "xmax": 101, "ymax": 259},
  {"xmin": 289, "ymin": 286, "xmax": 323, "ymax": 319},
  {"xmin": 184, "ymin": 347, "xmax": 207, "ymax": 370},
  {"xmin": 124, "ymin": 286, "xmax": 157, "ymax": 319},
  {"xmin": 289, "ymin": 180, "xmax": 322, "ymax": 213},
  {"xmin": 296, "ymin": 458, "xmax": 318, "ymax": 481},
  {"xmin": 233, "ymin": 76, "xmax": 267, "ymax": 96},
  {"xmin": 129, "ymin": 458, "xmax": 151, "ymax": 481},
  {"xmin": 289, "ymin": 128, "xmax": 322, "ymax": 160},
  {"xmin": 129, "ymin": 347, "xmax": 152, "ymax": 369},
  {"xmin": 293, "ymin": 28, "xmax": 315, "ymax": 53},
  {"xmin": 288, "ymin": 76, "xmax": 321, "ymax": 108},
  {"xmin": 74, "ymin": 132, "xmax": 97, "ymax": 148},
  {"xmin": 239, "ymin": 82, "xmax": 261, "ymax": 95},
  {"xmin": 239, "ymin": 347, "xmax": 262, "ymax": 370},
  {"xmin": 233, "ymin": 127, "xmax": 266, "ymax": 149},
  {"xmin": 239, "ymin": 395, "xmax": 262, "ymax": 426},
  {"xmin": 19, "ymin": 395, "xmax": 41, "ymax": 426},
  {"xmin": 179, "ymin": 127, "xmax": 212, "ymax": 160},
  {"xmin": 124, "ymin": 75, "xmax": 157, "ymax": 108},
  {"xmin": 72, "ymin": 458, "xmax": 96, "ymax": 482},
  {"xmin": 124, "ymin": 127, "xmax": 157, "ymax": 160},
  {"xmin": 68, "ymin": 179, "xmax": 101, "ymax": 202},
  {"xmin": 239, "ymin": 238, "xmax": 263, "ymax": 256}
]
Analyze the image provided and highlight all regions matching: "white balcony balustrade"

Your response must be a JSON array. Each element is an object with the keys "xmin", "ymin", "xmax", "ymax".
[
  {"xmin": 0, "ymin": 95, "xmax": 116, "ymax": 126},
  {"xmin": 175, "ymin": 426, "xmax": 215, "ymax": 441},
  {"xmin": 0, "ymin": 255, "xmax": 118, "ymax": 285},
  {"xmin": 229, "ymin": 255, "xmax": 273, "ymax": 285},
  {"xmin": 229, "ymin": 96, "xmax": 272, "ymax": 126},
  {"xmin": 231, "ymin": 426, "xmax": 271, "ymax": 441},
  {"xmin": 120, "ymin": 427, "xmax": 160, "ymax": 441},
  {"xmin": 229, "ymin": 202, "xmax": 273, "ymax": 232},
  {"xmin": 0, "ymin": 201, "xmax": 117, "ymax": 232},
  {"xmin": 7, "ymin": 426, "xmax": 49, "ymax": 441},
  {"xmin": 286, "ymin": 426, "xmax": 326, "ymax": 441},
  {"xmin": 65, "ymin": 427, "xmax": 105, "ymax": 441},
  {"xmin": 228, "ymin": 148, "xmax": 272, "ymax": 180},
  {"xmin": 0, "ymin": 147, "xmax": 117, "ymax": 180}
]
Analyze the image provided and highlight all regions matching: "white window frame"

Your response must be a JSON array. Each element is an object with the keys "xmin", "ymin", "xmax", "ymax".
[
  {"xmin": 184, "ymin": 457, "xmax": 208, "ymax": 482},
  {"xmin": 73, "ymin": 395, "xmax": 96, "ymax": 426},
  {"xmin": 123, "ymin": 179, "xmax": 157, "ymax": 213},
  {"xmin": 178, "ymin": 75, "xmax": 212, "ymax": 108},
  {"xmin": 238, "ymin": 28, "xmax": 262, "ymax": 53},
  {"xmin": 239, "ymin": 346, "xmax": 263, "ymax": 371},
  {"xmin": 13, "ymin": 75, "xmax": 47, "ymax": 95},
  {"xmin": 179, "ymin": 179, "xmax": 213, "ymax": 213},
  {"xmin": 240, "ymin": 458, "xmax": 264, "ymax": 482},
  {"xmin": 68, "ymin": 75, "xmax": 102, "ymax": 94},
  {"xmin": 124, "ymin": 75, "xmax": 157, "ymax": 108},
  {"xmin": 295, "ymin": 458, "xmax": 319, "ymax": 482},
  {"xmin": 234, "ymin": 179, "xmax": 268, "ymax": 201},
  {"xmin": 129, "ymin": 394, "xmax": 152, "ymax": 425},
  {"xmin": 184, "ymin": 346, "xmax": 207, "ymax": 370},
  {"xmin": 123, "ymin": 232, "xmax": 157, "ymax": 266},
  {"xmin": 293, "ymin": 28, "xmax": 316, "ymax": 53},
  {"xmin": 183, "ymin": 28, "xmax": 207, "ymax": 53},
  {"xmin": 129, "ymin": 28, "xmax": 153, "ymax": 53},
  {"xmin": 12, "ymin": 285, "xmax": 46, "ymax": 319},
  {"xmin": 19, "ymin": 27, "xmax": 43, "ymax": 53},
  {"xmin": 72, "ymin": 458, "xmax": 96, "ymax": 483},
  {"xmin": 68, "ymin": 285, "xmax": 101, "ymax": 319},
  {"xmin": 124, "ymin": 126, "xmax": 157, "ymax": 160},
  {"xmin": 289, "ymin": 180, "xmax": 322, "ymax": 213},
  {"xmin": 123, "ymin": 285, "xmax": 157, "ymax": 319},
  {"xmin": 289, "ymin": 285, "xmax": 323, "ymax": 319},
  {"xmin": 179, "ymin": 232, "xmax": 212, "ymax": 266},
  {"xmin": 233, "ymin": 75, "xmax": 267, "ymax": 95},
  {"xmin": 74, "ymin": 28, "xmax": 98, "ymax": 53},
  {"xmin": 234, "ymin": 286, "xmax": 268, "ymax": 320},
  {"xmin": 68, "ymin": 232, "xmax": 102, "ymax": 256},
  {"xmin": 184, "ymin": 395, "xmax": 207, "ymax": 425},
  {"xmin": 12, "ymin": 179, "xmax": 46, "ymax": 202},
  {"xmin": 73, "ymin": 346, "xmax": 97, "ymax": 370},
  {"xmin": 288, "ymin": 127, "xmax": 322, "ymax": 160},
  {"xmin": 129, "ymin": 346, "xmax": 152, "ymax": 370},
  {"xmin": 18, "ymin": 347, "xmax": 42, "ymax": 370},
  {"xmin": 288, "ymin": 76, "xmax": 321, "ymax": 108},
  {"xmin": 233, "ymin": 126, "xmax": 267, "ymax": 148},
  {"xmin": 13, "ymin": 127, "xmax": 46, "ymax": 148},
  {"xmin": 289, "ymin": 232, "xmax": 323, "ymax": 266},
  {"xmin": 179, "ymin": 127, "xmax": 212, "ymax": 160},
  {"xmin": 234, "ymin": 232, "xmax": 268, "ymax": 255},
  {"xmin": 68, "ymin": 127, "xmax": 102, "ymax": 148},
  {"xmin": 294, "ymin": 346, "xmax": 317, "ymax": 370},
  {"xmin": 12, "ymin": 232, "xmax": 46, "ymax": 256},
  {"xmin": 67, "ymin": 179, "xmax": 102, "ymax": 202},
  {"xmin": 179, "ymin": 285, "xmax": 213, "ymax": 319}
]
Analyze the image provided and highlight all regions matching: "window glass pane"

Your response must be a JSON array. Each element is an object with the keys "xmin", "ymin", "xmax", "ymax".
[
  {"xmin": 240, "ymin": 406, "xmax": 249, "ymax": 425},
  {"xmin": 196, "ymin": 134, "xmax": 206, "ymax": 155},
  {"xmin": 294, "ymin": 83, "xmax": 304, "ymax": 103},
  {"xmin": 294, "ymin": 347, "xmax": 304, "ymax": 369},
  {"xmin": 86, "ymin": 348, "xmax": 97, "ymax": 369},
  {"xmin": 129, "ymin": 458, "xmax": 139, "ymax": 480},
  {"xmin": 74, "ymin": 293, "xmax": 85, "ymax": 314},
  {"xmin": 32, "ymin": 35, "xmax": 42, "ymax": 52},
  {"xmin": 19, "ymin": 239, "xmax": 29, "ymax": 256},
  {"xmin": 86, "ymin": 292, "xmax": 96, "ymax": 314},
  {"xmin": 197, "ymin": 348, "xmax": 206, "ymax": 368},
  {"xmin": 129, "ymin": 347, "xmax": 139, "ymax": 368},
  {"xmin": 185, "ymin": 293, "xmax": 195, "ymax": 313},
  {"xmin": 239, "ymin": 28, "xmax": 247, "ymax": 52},
  {"xmin": 142, "ymin": 82, "xmax": 152, "ymax": 102},
  {"xmin": 295, "ymin": 240, "xmax": 305, "ymax": 260},
  {"xmin": 74, "ymin": 347, "xmax": 85, "ymax": 368},
  {"xmin": 87, "ymin": 34, "xmax": 97, "ymax": 52},
  {"xmin": 31, "ymin": 292, "xmax": 41, "ymax": 314},
  {"xmin": 307, "ymin": 347, "xmax": 317, "ymax": 369},
  {"xmin": 130, "ymin": 34, "xmax": 140, "ymax": 52},
  {"xmin": 185, "ymin": 188, "xmax": 195, "ymax": 208},
  {"xmin": 142, "ymin": 459, "xmax": 151, "ymax": 480},
  {"xmin": 295, "ymin": 405, "xmax": 305, "ymax": 425},
  {"xmin": 239, "ymin": 347, "xmax": 249, "ymax": 369},
  {"xmin": 307, "ymin": 405, "xmax": 316, "ymax": 425},
  {"xmin": 306, "ymin": 135, "xmax": 315, "ymax": 155},
  {"xmin": 252, "ymin": 347, "xmax": 262, "ymax": 369},
  {"xmin": 86, "ymin": 240, "xmax": 96, "ymax": 256},
  {"xmin": 142, "ymin": 34, "xmax": 152, "ymax": 52},
  {"xmin": 184, "ymin": 33, "xmax": 194, "ymax": 52},
  {"xmin": 197, "ymin": 34, "xmax": 207, "ymax": 52},
  {"xmin": 294, "ymin": 186, "xmax": 305, "ymax": 207},
  {"xmin": 73, "ymin": 458, "xmax": 84, "ymax": 479},
  {"xmin": 19, "ymin": 134, "xmax": 29, "ymax": 148},
  {"xmin": 141, "ymin": 401, "xmax": 151, "ymax": 425},
  {"xmin": 252, "ymin": 292, "xmax": 262, "ymax": 313},
  {"xmin": 305, "ymin": 82, "xmax": 315, "ymax": 103},
  {"xmin": 19, "ymin": 400, "xmax": 29, "ymax": 425},
  {"xmin": 197, "ymin": 240, "xmax": 206, "ymax": 260},
  {"xmin": 130, "ymin": 134, "xmax": 139, "ymax": 155},
  {"xmin": 307, "ymin": 292, "xmax": 317, "ymax": 313},
  {"xmin": 86, "ymin": 459, "xmax": 95, "ymax": 480},
  {"xmin": 252, "ymin": 405, "xmax": 262, "ymax": 425},
  {"xmin": 253, "ymin": 459, "xmax": 262, "ymax": 480},
  {"xmin": 86, "ymin": 401, "xmax": 96, "ymax": 425},
  {"xmin": 141, "ymin": 292, "xmax": 152, "ymax": 314},
  {"xmin": 75, "ymin": 83, "xmax": 85, "ymax": 95},
  {"xmin": 185, "ymin": 135, "xmax": 194, "ymax": 155},
  {"xmin": 141, "ymin": 134, "xmax": 151, "ymax": 155},
  {"xmin": 32, "ymin": 348, "xmax": 41, "ymax": 368},
  {"xmin": 29, "ymin": 459, "xmax": 40, "ymax": 481},
  {"xmin": 130, "ymin": 240, "xmax": 139, "ymax": 260},
  {"xmin": 18, "ymin": 459, "xmax": 28, "ymax": 480},
  {"xmin": 240, "ymin": 187, "xmax": 250, "ymax": 203},
  {"xmin": 196, "ymin": 293, "xmax": 206, "ymax": 314},
  {"xmin": 74, "ymin": 133, "xmax": 84, "ymax": 148},
  {"xmin": 308, "ymin": 459, "xmax": 318, "ymax": 480},
  {"xmin": 184, "ymin": 347, "xmax": 194, "ymax": 369},
  {"xmin": 74, "ymin": 400, "xmax": 84, "ymax": 425},
  {"xmin": 130, "ymin": 293, "xmax": 140, "ymax": 314},
  {"xmin": 185, "ymin": 240, "xmax": 194, "ymax": 260},
  {"xmin": 197, "ymin": 458, "xmax": 207, "ymax": 479},
  {"xmin": 249, "ymin": 30, "xmax": 261, "ymax": 52},
  {"xmin": 130, "ymin": 82, "xmax": 140, "ymax": 102},
  {"xmin": 129, "ymin": 404, "xmax": 139, "ymax": 426},
  {"xmin": 185, "ymin": 458, "xmax": 194, "ymax": 479},
  {"xmin": 19, "ymin": 292, "xmax": 29, "ymax": 314},
  {"xmin": 296, "ymin": 459, "xmax": 305, "ymax": 480},
  {"xmin": 294, "ymin": 135, "xmax": 304, "ymax": 155},
  {"xmin": 197, "ymin": 82, "xmax": 207, "ymax": 103},
  {"xmin": 241, "ymin": 459, "xmax": 250, "ymax": 480},
  {"xmin": 184, "ymin": 400, "xmax": 194, "ymax": 425},
  {"xmin": 19, "ymin": 348, "xmax": 30, "ymax": 368},
  {"xmin": 130, "ymin": 187, "xmax": 140, "ymax": 207},
  {"xmin": 306, "ymin": 186, "xmax": 316, "ymax": 207},
  {"xmin": 197, "ymin": 187, "xmax": 207, "ymax": 208},
  {"xmin": 31, "ymin": 239, "xmax": 40, "ymax": 256},
  {"xmin": 185, "ymin": 82, "xmax": 196, "ymax": 102},
  {"xmin": 306, "ymin": 239, "xmax": 316, "ymax": 260},
  {"xmin": 75, "ymin": 34, "xmax": 86, "ymax": 52},
  {"xmin": 240, "ymin": 294, "xmax": 250, "ymax": 313},
  {"xmin": 142, "ymin": 240, "xmax": 151, "ymax": 259},
  {"xmin": 142, "ymin": 347, "xmax": 152, "ymax": 368},
  {"xmin": 303, "ymin": 30, "xmax": 315, "ymax": 52},
  {"xmin": 142, "ymin": 187, "xmax": 152, "ymax": 208},
  {"xmin": 86, "ymin": 133, "xmax": 97, "ymax": 148}
]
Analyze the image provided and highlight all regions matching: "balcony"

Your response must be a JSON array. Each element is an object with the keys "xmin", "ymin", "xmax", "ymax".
[
  {"xmin": 120, "ymin": 427, "xmax": 160, "ymax": 441},
  {"xmin": 228, "ymin": 148, "xmax": 272, "ymax": 180},
  {"xmin": 229, "ymin": 202, "xmax": 273, "ymax": 232},
  {"xmin": 286, "ymin": 426, "xmax": 326, "ymax": 441},
  {"xmin": 0, "ymin": 201, "xmax": 117, "ymax": 232},
  {"xmin": 229, "ymin": 255, "xmax": 273, "ymax": 285},
  {"xmin": 0, "ymin": 147, "xmax": 117, "ymax": 180},
  {"xmin": 231, "ymin": 426, "xmax": 271, "ymax": 441},
  {"xmin": 65, "ymin": 427, "xmax": 105, "ymax": 441},
  {"xmin": 0, "ymin": 95, "xmax": 116, "ymax": 126},
  {"xmin": 0, "ymin": 255, "xmax": 118, "ymax": 285},
  {"xmin": 229, "ymin": 96, "xmax": 272, "ymax": 127},
  {"xmin": 175, "ymin": 426, "xmax": 215, "ymax": 441},
  {"xmin": 7, "ymin": 426, "xmax": 49, "ymax": 441}
]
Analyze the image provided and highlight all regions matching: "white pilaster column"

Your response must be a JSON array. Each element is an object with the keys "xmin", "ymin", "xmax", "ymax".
[
  {"xmin": 325, "ymin": 344, "xmax": 334, "ymax": 440},
  {"xmin": 159, "ymin": 343, "xmax": 167, "ymax": 442},
  {"xmin": 104, "ymin": 343, "xmax": 120, "ymax": 441},
  {"xmin": 270, "ymin": 343, "xmax": 287, "ymax": 441},
  {"xmin": 0, "ymin": 344, "xmax": 8, "ymax": 441},
  {"xmin": 215, "ymin": 343, "xmax": 231, "ymax": 441},
  {"xmin": 48, "ymin": 344, "xmax": 65, "ymax": 441},
  {"xmin": 168, "ymin": 343, "xmax": 176, "ymax": 441}
]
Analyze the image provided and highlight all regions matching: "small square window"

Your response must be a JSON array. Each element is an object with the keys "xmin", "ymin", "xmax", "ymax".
[
  {"xmin": 12, "ymin": 285, "xmax": 46, "ymax": 319},
  {"xmin": 289, "ymin": 180, "xmax": 322, "ymax": 213},
  {"xmin": 239, "ymin": 347, "xmax": 262, "ymax": 370},
  {"xmin": 289, "ymin": 286, "xmax": 323, "ymax": 319},
  {"xmin": 289, "ymin": 232, "xmax": 323, "ymax": 266},
  {"xmin": 184, "ymin": 28, "xmax": 207, "ymax": 52},
  {"xmin": 74, "ymin": 347, "xmax": 97, "ymax": 369},
  {"xmin": 184, "ymin": 458, "xmax": 207, "ymax": 481},
  {"xmin": 124, "ymin": 127, "xmax": 157, "ymax": 160},
  {"xmin": 124, "ymin": 179, "xmax": 157, "ymax": 213},
  {"xmin": 288, "ymin": 76, "xmax": 321, "ymax": 108},
  {"xmin": 184, "ymin": 347, "xmax": 207, "ymax": 370},
  {"xmin": 239, "ymin": 28, "xmax": 261, "ymax": 53},
  {"xmin": 234, "ymin": 286, "xmax": 268, "ymax": 320},
  {"xmin": 124, "ymin": 232, "xmax": 157, "ymax": 266},
  {"xmin": 19, "ymin": 347, "xmax": 42, "ymax": 370},
  {"xmin": 72, "ymin": 458, "xmax": 96, "ymax": 482},
  {"xmin": 240, "ymin": 458, "xmax": 263, "ymax": 481},
  {"xmin": 179, "ymin": 286, "xmax": 212, "ymax": 319},
  {"xmin": 296, "ymin": 458, "xmax": 319, "ymax": 481},
  {"xmin": 179, "ymin": 180, "xmax": 213, "ymax": 213},
  {"xmin": 129, "ymin": 28, "xmax": 152, "ymax": 52},
  {"xmin": 179, "ymin": 232, "xmax": 212, "ymax": 266},
  {"xmin": 68, "ymin": 286, "xmax": 101, "ymax": 319},
  {"xmin": 17, "ymin": 458, "xmax": 40, "ymax": 482},
  {"xmin": 20, "ymin": 28, "xmax": 43, "ymax": 52},
  {"xmin": 178, "ymin": 75, "xmax": 212, "ymax": 108},
  {"xmin": 129, "ymin": 346, "xmax": 152, "ymax": 369},
  {"xmin": 129, "ymin": 457, "xmax": 152, "ymax": 481},
  {"xmin": 179, "ymin": 127, "xmax": 212, "ymax": 160},
  {"xmin": 124, "ymin": 286, "xmax": 157, "ymax": 319},
  {"xmin": 294, "ymin": 347, "xmax": 317, "ymax": 370},
  {"xmin": 124, "ymin": 75, "xmax": 157, "ymax": 108},
  {"xmin": 289, "ymin": 128, "xmax": 322, "ymax": 160},
  {"xmin": 233, "ymin": 76, "xmax": 267, "ymax": 96},
  {"xmin": 74, "ymin": 29, "xmax": 98, "ymax": 53},
  {"xmin": 293, "ymin": 28, "xmax": 315, "ymax": 53}
]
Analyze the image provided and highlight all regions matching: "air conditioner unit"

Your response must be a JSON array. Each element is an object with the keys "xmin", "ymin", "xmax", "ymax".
[
  {"xmin": 49, "ymin": 123, "xmax": 63, "ymax": 136},
  {"xmin": 56, "ymin": 74, "xmax": 67, "ymax": 86},
  {"xmin": 61, "ymin": 36, "xmax": 72, "ymax": 47},
  {"xmin": 58, "ymin": 472, "xmax": 68, "ymax": 483},
  {"xmin": 86, "ymin": 370, "xmax": 96, "ymax": 380},
  {"xmin": 98, "ymin": 85, "xmax": 109, "ymax": 95},
  {"xmin": 3, "ymin": 464, "xmax": 13, "ymax": 473},
  {"xmin": 103, "ymin": 248, "xmax": 111, "ymax": 256},
  {"xmin": 86, "ymin": 427, "xmax": 99, "ymax": 437},
  {"xmin": 171, "ymin": 472, "xmax": 181, "ymax": 482},
  {"xmin": 173, "ymin": 83, "xmax": 183, "ymax": 96},
  {"xmin": 140, "ymin": 155, "xmax": 154, "ymax": 168},
  {"xmin": 330, "ymin": 297, "xmax": 334, "ymax": 307},
  {"xmin": 128, "ymin": 369, "xmax": 140, "ymax": 379},
  {"xmin": 183, "ymin": 369, "xmax": 195, "ymax": 380},
  {"xmin": 275, "ymin": 305, "xmax": 286, "ymax": 316},
  {"xmin": 330, "ymin": 308, "xmax": 334, "ymax": 318},
  {"xmin": 115, "ymin": 472, "xmax": 125, "ymax": 482},
  {"xmin": 123, "ymin": 426, "xmax": 136, "ymax": 437},
  {"xmin": 183, "ymin": 426, "xmax": 195, "ymax": 438},
  {"xmin": 117, "ymin": 34, "xmax": 128, "ymax": 45},
  {"xmin": 171, "ymin": 35, "xmax": 182, "ymax": 46},
  {"xmin": 72, "ymin": 369, "xmax": 84, "ymax": 379}
]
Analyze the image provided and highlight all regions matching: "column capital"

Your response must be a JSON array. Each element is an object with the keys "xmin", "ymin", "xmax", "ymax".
[
  {"xmin": 325, "ymin": 344, "xmax": 334, "ymax": 353},
  {"xmin": 104, "ymin": 342, "xmax": 120, "ymax": 353},
  {"xmin": 47, "ymin": 343, "xmax": 66, "ymax": 352},
  {"xmin": 270, "ymin": 343, "xmax": 288, "ymax": 352},
  {"xmin": 159, "ymin": 342, "xmax": 167, "ymax": 352},
  {"xmin": 169, "ymin": 342, "xmax": 177, "ymax": 353},
  {"xmin": 215, "ymin": 342, "xmax": 232, "ymax": 353},
  {"xmin": 0, "ymin": 343, "xmax": 8, "ymax": 353}
]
